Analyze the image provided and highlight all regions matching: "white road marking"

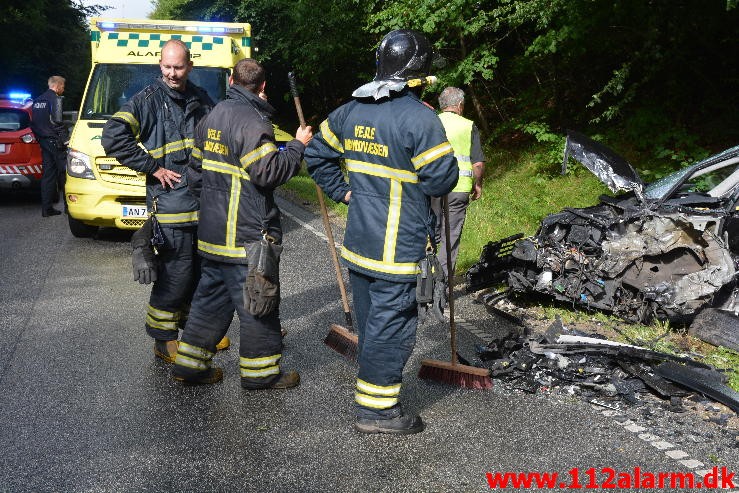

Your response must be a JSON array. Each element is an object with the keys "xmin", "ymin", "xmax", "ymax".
[{"xmin": 280, "ymin": 208, "xmax": 329, "ymax": 242}]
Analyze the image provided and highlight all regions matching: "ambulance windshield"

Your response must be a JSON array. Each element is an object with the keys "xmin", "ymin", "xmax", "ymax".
[{"xmin": 80, "ymin": 63, "xmax": 229, "ymax": 120}]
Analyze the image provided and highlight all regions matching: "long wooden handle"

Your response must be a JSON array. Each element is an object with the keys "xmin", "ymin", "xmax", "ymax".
[
  {"xmin": 315, "ymin": 185, "xmax": 353, "ymax": 327},
  {"xmin": 288, "ymin": 72, "xmax": 307, "ymax": 129},
  {"xmin": 442, "ymin": 195, "xmax": 457, "ymax": 365},
  {"xmin": 289, "ymin": 71, "xmax": 353, "ymax": 328}
]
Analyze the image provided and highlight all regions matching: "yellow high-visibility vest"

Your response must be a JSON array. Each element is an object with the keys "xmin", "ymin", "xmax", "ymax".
[{"xmin": 438, "ymin": 111, "xmax": 474, "ymax": 193}]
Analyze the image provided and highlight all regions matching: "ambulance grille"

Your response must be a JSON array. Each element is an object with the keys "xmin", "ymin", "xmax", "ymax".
[
  {"xmin": 96, "ymin": 158, "xmax": 146, "ymax": 186},
  {"xmin": 121, "ymin": 219, "xmax": 146, "ymax": 228}
]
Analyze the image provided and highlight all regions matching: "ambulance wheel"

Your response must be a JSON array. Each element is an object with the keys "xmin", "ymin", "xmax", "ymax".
[{"xmin": 68, "ymin": 215, "xmax": 98, "ymax": 238}]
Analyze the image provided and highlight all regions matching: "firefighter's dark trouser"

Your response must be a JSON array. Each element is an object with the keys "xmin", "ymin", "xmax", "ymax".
[
  {"xmin": 145, "ymin": 226, "xmax": 199, "ymax": 341},
  {"xmin": 174, "ymin": 257, "xmax": 283, "ymax": 387},
  {"xmin": 38, "ymin": 137, "xmax": 66, "ymax": 212},
  {"xmin": 349, "ymin": 269, "xmax": 418, "ymax": 419},
  {"xmin": 431, "ymin": 191, "xmax": 470, "ymax": 280}
]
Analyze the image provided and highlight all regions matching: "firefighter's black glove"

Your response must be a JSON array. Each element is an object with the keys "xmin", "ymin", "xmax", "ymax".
[
  {"xmin": 244, "ymin": 238, "xmax": 283, "ymax": 317},
  {"xmin": 131, "ymin": 218, "xmax": 158, "ymax": 284}
]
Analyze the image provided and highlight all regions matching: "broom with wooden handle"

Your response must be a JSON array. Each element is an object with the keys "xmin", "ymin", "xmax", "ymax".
[
  {"xmin": 288, "ymin": 72, "xmax": 358, "ymax": 360},
  {"xmin": 418, "ymin": 195, "xmax": 492, "ymax": 388}
]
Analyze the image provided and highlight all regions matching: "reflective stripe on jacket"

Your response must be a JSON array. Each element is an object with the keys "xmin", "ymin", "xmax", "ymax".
[
  {"xmin": 438, "ymin": 111, "xmax": 474, "ymax": 193},
  {"xmin": 101, "ymin": 79, "xmax": 213, "ymax": 227},
  {"xmin": 187, "ymin": 84, "xmax": 305, "ymax": 264},
  {"xmin": 305, "ymin": 89, "xmax": 459, "ymax": 282}
]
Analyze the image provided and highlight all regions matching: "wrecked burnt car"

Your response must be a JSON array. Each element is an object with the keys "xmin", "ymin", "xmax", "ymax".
[{"xmin": 467, "ymin": 132, "xmax": 739, "ymax": 326}]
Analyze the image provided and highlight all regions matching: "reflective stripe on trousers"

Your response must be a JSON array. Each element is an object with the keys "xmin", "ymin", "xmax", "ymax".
[
  {"xmin": 176, "ymin": 258, "xmax": 283, "ymax": 386},
  {"xmin": 349, "ymin": 269, "xmax": 417, "ymax": 419},
  {"xmin": 145, "ymin": 226, "xmax": 199, "ymax": 341}
]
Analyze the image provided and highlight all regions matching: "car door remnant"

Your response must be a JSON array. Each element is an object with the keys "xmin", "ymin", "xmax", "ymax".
[{"xmin": 467, "ymin": 132, "xmax": 739, "ymax": 333}]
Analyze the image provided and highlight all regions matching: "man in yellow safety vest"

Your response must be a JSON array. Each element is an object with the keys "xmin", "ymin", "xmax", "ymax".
[{"xmin": 432, "ymin": 86, "xmax": 486, "ymax": 280}]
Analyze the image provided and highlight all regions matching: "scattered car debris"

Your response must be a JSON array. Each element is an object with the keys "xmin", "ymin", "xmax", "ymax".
[
  {"xmin": 654, "ymin": 361, "xmax": 739, "ymax": 414},
  {"xmin": 467, "ymin": 132, "xmax": 739, "ymax": 334},
  {"xmin": 471, "ymin": 313, "xmax": 738, "ymax": 415}
]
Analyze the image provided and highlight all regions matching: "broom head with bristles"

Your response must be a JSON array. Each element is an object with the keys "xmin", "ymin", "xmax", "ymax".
[
  {"xmin": 418, "ymin": 358, "xmax": 493, "ymax": 389},
  {"xmin": 324, "ymin": 324, "xmax": 358, "ymax": 361}
]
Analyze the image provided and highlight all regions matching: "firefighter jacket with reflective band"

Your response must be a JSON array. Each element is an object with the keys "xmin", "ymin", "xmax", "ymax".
[
  {"xmin": 304, "ymin": 90, "xmax": 459, "ymax": 282},
  {"xmin": 438, "ymin": 111, "xmax": 474, "ymax": 193},
  {"xmin": 101, "ymin": 79, "xmax": 214, "ymax": 227},
  {"xmin": 187, "ymin": 84, "xmax": 305, "ymax": 263}
]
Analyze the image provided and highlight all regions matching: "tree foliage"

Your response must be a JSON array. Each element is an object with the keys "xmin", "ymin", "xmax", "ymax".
[
  {"xmin": 151, "ymin": 0, "xmax": 378, "ymax": 123},
  {"xmin": 0, "ymin": 0, "xmax": 93, "ymax": 106},
  {"xmin": 148, "ymin": 0, "xmax": 739, "ymax": 160}
]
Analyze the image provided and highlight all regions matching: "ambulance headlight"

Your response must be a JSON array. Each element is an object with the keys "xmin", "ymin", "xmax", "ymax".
[{"xmin": 67, "ymin": 150, "xmax": 95, "ymax": 179}]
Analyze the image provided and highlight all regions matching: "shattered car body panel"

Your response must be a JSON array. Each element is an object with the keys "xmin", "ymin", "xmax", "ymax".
[
  {"xmin": 562, "ymin": 131, "xmax": 644, "ymax": 200},
  {"xmin": 468, "ymin": 132, "xmax": 739, "ymax": 323}
]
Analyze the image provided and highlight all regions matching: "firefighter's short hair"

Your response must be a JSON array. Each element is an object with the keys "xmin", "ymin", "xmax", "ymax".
[{"xmin": 232, "ymin": 58, "xmax": 266, "ymax": 93}]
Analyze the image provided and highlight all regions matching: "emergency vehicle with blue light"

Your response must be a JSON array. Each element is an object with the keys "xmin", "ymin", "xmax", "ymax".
[{"xmin": 0, "ymin": 92, "xmax": 43, "ymax": 190}]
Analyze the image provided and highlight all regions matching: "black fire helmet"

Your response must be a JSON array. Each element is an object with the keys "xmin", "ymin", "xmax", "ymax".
[{"xmin": 374, "ymin": 29, "xmax": 433, "ymax": 82}]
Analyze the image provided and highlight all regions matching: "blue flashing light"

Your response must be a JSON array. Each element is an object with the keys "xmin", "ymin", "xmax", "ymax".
[
  {"xmin": 99, "ymin": 22, "xmax": 117, "ymax": 30},
  {"xmin": 7, "ymin": 92, "xmax": 32, "ymax": 103},
  {"xmin": 197, "ymin": 26, "xmax": 226, "ymax": 34}
]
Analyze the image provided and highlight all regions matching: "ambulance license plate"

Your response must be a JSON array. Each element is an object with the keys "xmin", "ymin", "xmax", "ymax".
[{"xmin": 122, "ymin": 205, "xmax": 147, "ymax": 218}]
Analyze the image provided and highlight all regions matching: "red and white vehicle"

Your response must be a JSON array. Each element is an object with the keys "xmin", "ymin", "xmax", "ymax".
[{"xmin": 0, "ymin": 93, "xmax": 43, "ymax": 189}]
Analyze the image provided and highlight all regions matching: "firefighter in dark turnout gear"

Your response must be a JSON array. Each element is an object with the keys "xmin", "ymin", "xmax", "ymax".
[
  {"xmin": 305, "ymin": 30, "xmax": 458, "ymax": 434},
  {"xmin": 31, "ymin": 75, "xmax": 68, "ymax": 216},
  {"xmin": 172, "ymin": 58, "xmax": 312, "ymax": 386},
  {"xmin": 102, "ymin": 40, "xmax": 229, "ymax": 363}
]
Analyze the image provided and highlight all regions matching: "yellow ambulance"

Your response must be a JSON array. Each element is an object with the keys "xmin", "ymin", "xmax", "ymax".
[{"xmin": 65, "ymin": 18, "xmax": 291, "ymax": 237}]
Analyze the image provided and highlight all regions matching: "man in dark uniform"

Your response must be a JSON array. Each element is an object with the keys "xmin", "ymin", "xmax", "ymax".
[
  {"xmin": 31, "ymin": 75, "xmax": 68, "ymax": 217},
  {"xmin": 171, "ymin": 58, "xmax": 312, "ymax": 387},
  {"xmin": 304, "ymin": 30, "xmax": 458, "ymax": 434},
  {"xmin": 102, "ymin": 39, "xmax": 229, "ymax": 363}
]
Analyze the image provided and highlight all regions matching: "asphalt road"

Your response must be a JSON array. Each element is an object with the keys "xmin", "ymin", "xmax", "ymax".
[{"xmin": 1, "ymin": 189, "xmax": 736, "ymax": 492}]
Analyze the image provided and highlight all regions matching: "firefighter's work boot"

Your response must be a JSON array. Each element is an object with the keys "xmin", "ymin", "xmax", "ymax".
[
  {"xmin": 355, "ymin": 414, "xmax": 425, "ymax": 435},
  {"xmin": 216, "ymin": 336, "xmax": 230, "ymax": 351},
  {"xmin": 173, "ymin": 367, "xmax": 223, "ymax": 385},
  {"xmin": 154, "ymin": 339, "xmax": 178, "ymax": 364},
  {"xmin": 241, "ymin": 370, "xmax": 300, "ymax": 390}
]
